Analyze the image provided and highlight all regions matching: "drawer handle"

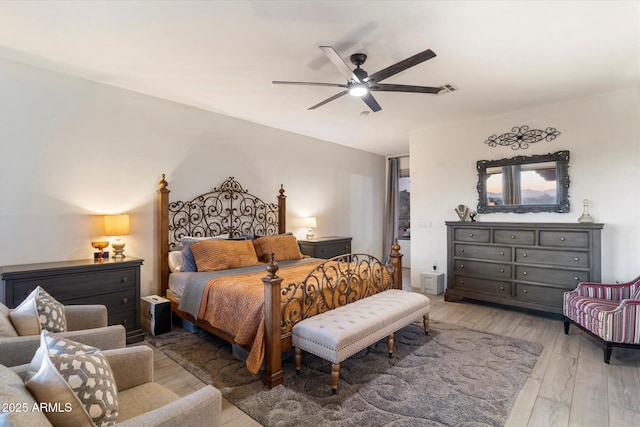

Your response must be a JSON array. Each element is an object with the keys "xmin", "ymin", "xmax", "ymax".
[
  {"xmin": 500, "ymin": 252, "xmax": 505, "ymax": 256},
  {"xmin": 499, "ymin": 269, "xmax": 505, "ymax": 273},
  {"xmin": 560, "ymin": 237, "xmax": 566, "ymax": 241},
  {"xmin": 523, "ymin": 289, "xmax": 528, "ymax": 293},
  {"xmin": 459, "ymin": 280, "xmax": 464, "ymax": 285},
  {"xmin": 511, "ymin": 235, "xmax": 516, "ymax": 239},
  {"xmin": 574, "ymin": 257, "xmax": 580, "ymax": 261},
  {"xmin": 575, "ymin": 277, "xmax": 580, "ymax": 281},
  {"xmin": 460, "ymin": 248, "xmax": 465, "ymax": 253},
  {"xmin": 523, "ymin": 253, "xmax": 528, "ymax": 257},
  {"xmin": 460, "ymin": 264, "xmax": 464, "ymax": 269},
  {"xmin": 121, "ymin": 276, "xmax": 128, "ymax": 283},
  {"xmin": 121, "ymin": 297, "xmax": 129, "ymax": 304},
  {"xmin": 523, "ymin": 271, "xmax": 528, "ymax": 276},
  {"xmin": 121, "ymin": 319, "xmax": 128, "ymax": 325},
  {"xmin": 500, "ymin": 286, "xmax": 504, "ymax": 290}
]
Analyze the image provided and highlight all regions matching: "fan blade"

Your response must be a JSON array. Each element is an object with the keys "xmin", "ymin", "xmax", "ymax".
[
  {"xmin": 361, "ymin": 91, "xmax": 382, "ymax": 112},
  {"xmin": 273, "ymin": 81, "xmax": 347, "ymax": 88},
  {"xmin": 308, "ymin": 91, "xmax": 348, "ymax": 110},
  {"xmin": 372, "ymin": 83, "xmax": 441, "ymax": 94},
  {"xmin": 365, "ymin": 49, "xmax": 436, "ymax": 83},
  {"xmin": 319, "ymin": 46, "xmax": 360, "ymax": 83}
]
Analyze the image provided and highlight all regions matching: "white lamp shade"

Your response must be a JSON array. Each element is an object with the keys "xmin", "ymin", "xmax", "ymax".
[
  {"xmin": 104, "ymin": 214, "xmax": 130, "ymax": 236},
  {"xmin": 302, "ymin": 217, "xmax": 317, "ymax": 228}
]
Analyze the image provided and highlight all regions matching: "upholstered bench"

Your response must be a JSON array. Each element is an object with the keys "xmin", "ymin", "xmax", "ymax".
[{"xmin": 292, "ymin": 289, "xmax": 430, "ymax": 393}]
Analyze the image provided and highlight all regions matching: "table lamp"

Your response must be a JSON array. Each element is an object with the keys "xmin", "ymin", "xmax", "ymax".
[
  {"xmin": 104, "ymin": 214, "xmax": 130, "ymax": 258},
  {"xmin": 302, "ymin": 217, "xmax": 317, "ymax": 240}
]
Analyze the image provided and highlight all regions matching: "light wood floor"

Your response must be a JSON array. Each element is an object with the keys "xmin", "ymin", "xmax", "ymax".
[{"xmin": 149, "ymin": 273, "xmax": 640, "ymax": 426}]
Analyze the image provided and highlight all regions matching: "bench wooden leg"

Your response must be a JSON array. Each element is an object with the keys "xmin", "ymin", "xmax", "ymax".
[
  {"xmin": 331, "ymin": 363, "xmax": 340, "ymax": 394},
  {"xmin": 388, "ymin": 332, "xmax": 395, "ymax": 358},
  {"xmin": 423, "ymin": 313, "xmax": 430, "ymax": 334},
  {"xmin": 295, "ymin": 347, "xmax": 302, "ymax": 374}
]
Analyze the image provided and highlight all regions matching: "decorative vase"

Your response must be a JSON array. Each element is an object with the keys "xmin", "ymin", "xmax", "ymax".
[{"xmin": 578, "ymin": 199, "xmax": 595, "ymax": 223}]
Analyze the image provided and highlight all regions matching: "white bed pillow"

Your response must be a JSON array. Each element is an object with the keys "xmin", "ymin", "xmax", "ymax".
[{"xmin": 168, "ymin": 251, "xmax": 183, "ymax": 272}]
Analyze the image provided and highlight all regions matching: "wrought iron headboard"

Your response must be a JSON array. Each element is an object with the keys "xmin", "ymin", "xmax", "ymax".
[
  {"xmin": 166, "ymin": 176, "xmax": 284, "ymax": 250},
  {"xmin": 157, "ymin": 175, "xmax": 286, "ymax": 296}
]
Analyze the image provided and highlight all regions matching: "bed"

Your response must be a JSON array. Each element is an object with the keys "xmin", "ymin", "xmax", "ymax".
[{"xmin": 157, "ymin": 175, "xmax": 403, "ymax": 388}]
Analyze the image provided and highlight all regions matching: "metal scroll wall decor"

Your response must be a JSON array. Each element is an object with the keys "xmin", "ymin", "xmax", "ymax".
[{"xmin": 484, "ymin": 125, "xmax": 561, "ymax": 150}]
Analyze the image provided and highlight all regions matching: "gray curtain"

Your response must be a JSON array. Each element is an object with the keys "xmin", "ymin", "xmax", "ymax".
[{"xmin": 383, "ymin": 157, "xmax": 400, "ymax": 259}]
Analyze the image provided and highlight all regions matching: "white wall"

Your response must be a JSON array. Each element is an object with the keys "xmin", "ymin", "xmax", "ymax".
[
  {"xmin": 0, "ymin": 58, "xmax": 385, "ymax": 297},
  {"xmin": 410, "ymin": 88, "xmax": 640, "ymax": 289}
]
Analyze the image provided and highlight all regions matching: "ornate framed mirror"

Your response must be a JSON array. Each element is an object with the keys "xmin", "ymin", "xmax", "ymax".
[{"xmin": 476, "ymin": 150, "xmax": 570, "ymax": 213}]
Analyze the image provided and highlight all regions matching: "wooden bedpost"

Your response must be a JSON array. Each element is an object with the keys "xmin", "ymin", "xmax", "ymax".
[
  {"xmin": 158, "ymin": 174, "xmax": 170, "ymax": 297},
  {"xmin": 390, "ymin": 238, "xmax": 403, "ymax": 290},
  {"xmin": 261, "ymin": 253, "xmax": 284, "ymax": 388},
  {"xmin": 278, "ymin": 185, "xmax": 286, "ymax": 234}
]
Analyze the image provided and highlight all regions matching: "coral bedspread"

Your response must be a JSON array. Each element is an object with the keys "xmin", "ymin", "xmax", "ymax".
[{"xmin": 196, "ymin": 261, "xmax": 323, "ymax": 375}]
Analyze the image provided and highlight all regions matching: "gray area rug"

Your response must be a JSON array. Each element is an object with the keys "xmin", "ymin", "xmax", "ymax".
[{"xmin": 147, "ymin": 321, "xmax": 542, "ymax": 426}]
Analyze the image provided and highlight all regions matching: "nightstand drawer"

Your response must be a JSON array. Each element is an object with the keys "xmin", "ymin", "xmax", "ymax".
[
  {"xmin": 317, "ymin": 242, "xmax": 351, "ymax": 258},
  {"xmin": 298, "ymin": 237, "xmax": 352, "ymax": 259}
]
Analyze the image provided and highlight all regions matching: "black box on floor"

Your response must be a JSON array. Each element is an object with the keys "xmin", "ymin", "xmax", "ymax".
[{"xmin": 141, "ymin": 295, "xmax": 171, "ymax": 336}]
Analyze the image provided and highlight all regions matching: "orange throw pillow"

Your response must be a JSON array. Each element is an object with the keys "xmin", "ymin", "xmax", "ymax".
[
  {"xmin": 191, "ymin": 239, "xmax": 262, "ymax": 271},
  {"xmin": 253, "ymin": 235, "xmax": 304, "ymax": 262}
]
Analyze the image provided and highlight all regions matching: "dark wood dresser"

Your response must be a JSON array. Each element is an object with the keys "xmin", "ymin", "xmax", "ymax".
[
  {"xmin": 445, "ymin": 222, "xmax": 603, "ymax": 314},
  {"xmin": 298, "ymin": 236, "xmax": 352, "ymax": 259},
  {"xmin": 1, "ymin": 257, "xmax": 144, "ymax": 343}
]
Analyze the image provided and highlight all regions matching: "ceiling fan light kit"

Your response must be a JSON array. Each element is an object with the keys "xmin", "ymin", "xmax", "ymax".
[{"xmin": 273, "ymin": 46, "xmax": 445, "ymax": 112}]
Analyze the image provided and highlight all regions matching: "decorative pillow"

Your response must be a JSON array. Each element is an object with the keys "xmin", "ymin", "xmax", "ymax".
[
  {"xmin": 0, "ymin": 303, "xmax": 19, "ymax": 338},
  {"xmin": 26, "ymin": 331, "xmax": 118, "ymax": 427},
  {"xmin": 181, "ymin": 234, "xmax": 230, "ymax": 272},
  {"xmin": 9, "ymin": 287, "xmax": 66, "ymax": 336},
  {"xmin": 253, "ymin": 234, "xmax": 304, "ymax": 262},
  {"xmin": 191, "ymin": 239, "xmax": 262, "ymax": 271},
  {"xmin": 168, "ymin": 250, "xmax": 183, "ymax": 272}
]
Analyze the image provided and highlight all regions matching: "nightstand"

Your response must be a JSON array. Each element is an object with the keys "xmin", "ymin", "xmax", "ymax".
[
  {"xmin": 1, "ymin": 257, "xmax": 144, "ymax": 344},
  {"xmin": 298, "ymin": 236, "xmax": 352, "ymax": 259}
]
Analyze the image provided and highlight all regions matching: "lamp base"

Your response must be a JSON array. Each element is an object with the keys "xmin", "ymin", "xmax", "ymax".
[
  {"xmin": 112, "ymin": 240, "xmax": 126, "ymax": 259},
  {"xmin": 306, "ymin": 230, "xmax": 315, "ymax": 241}
]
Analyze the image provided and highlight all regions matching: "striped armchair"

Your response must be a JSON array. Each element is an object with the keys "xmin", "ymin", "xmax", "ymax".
[{"xmin": 563, "ymin": 275, "xmax": 640, "ymax": 363}]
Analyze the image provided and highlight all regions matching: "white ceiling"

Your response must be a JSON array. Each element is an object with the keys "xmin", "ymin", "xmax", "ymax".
[{"xmin": 0, "ymin": 1, "xmax": 638, "ymax": 155}]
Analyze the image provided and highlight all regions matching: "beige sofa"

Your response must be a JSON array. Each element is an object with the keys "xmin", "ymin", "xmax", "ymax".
[
  {"xmin": 0, "ymin": 345, "xmax": 222, "ymax": 426},
  {"xmin": 0, "ymin": 303, "xmax": 126, "ymax": 367}
]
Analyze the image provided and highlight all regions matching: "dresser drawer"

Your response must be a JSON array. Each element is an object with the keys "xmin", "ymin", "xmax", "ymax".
[
  {"xmin": 108, "ymin": 309, "xmax": 137, "ymax": 332},
  {"xmin": 539, "ymin": 231, "xmax": 590, "ymax": 248},
  {"xmin": 494, "ymin": 229, "xmax": 535, "ymax": 245},
  {"xmin": 453, "ymin": 276, "xmax": 511, "ymax": 296},
  {"xmin": 515, "ymin": 283, "xmax": 567, "ymax": 306},
  {"xmin": 455, "ymin": 260, "xmax": 511, "ymax": 279},
  {"xmin": 453, "ymin": 228, "xmax": 490, "ymax": 243},
  {"xmin": 455, "ymin": 244, "xmax": 511, "ymax": 261},
  {"xmin": 515, "ymin": 265, "xmax": 588, "ymax": 287},
  {"xmin": 7, "ymin": 268, "xmax": 137, "ymax": 306},
  {"xmin": 515, "ymin": 248, "xmax": 589, "ymax": 268},
  {"xmin": 64, "ymin": 289, "xmax": 137, "ymax": 315}
]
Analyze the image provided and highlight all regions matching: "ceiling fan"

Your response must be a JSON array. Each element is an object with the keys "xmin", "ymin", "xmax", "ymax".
[{"xmin": 273, "ymin": 46, "xmax": 443, "ymax": 112}]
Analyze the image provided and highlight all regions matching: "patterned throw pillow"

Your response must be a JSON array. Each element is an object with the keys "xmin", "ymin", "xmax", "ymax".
[
  {"xmin": 9, "ymin": 286, "xmax": 66, "ymax": 336},
  {"xmin": 253, "ymin": 235, "xmax": 305, "ymax": 263},
  {"xmin": 26, "ymin": 331, "xmax": 118, "ymax": 427}
]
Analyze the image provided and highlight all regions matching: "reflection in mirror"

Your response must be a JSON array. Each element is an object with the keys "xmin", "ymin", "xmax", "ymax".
[{"xmin": 477, "ymin": 151, "xmax": 570, "ymax": 213}]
